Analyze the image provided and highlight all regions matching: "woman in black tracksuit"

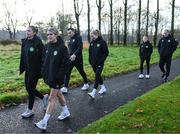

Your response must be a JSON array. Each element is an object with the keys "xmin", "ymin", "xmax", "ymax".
[
  {"xmin": 60, "ymin": 28, "xmax": 89, "ymax": 93},
  {"xmin": 20, "ymin": 26, "xmax": 48, "ymax": 118},
  {"xmin": 138, "ymin": 35, "xmax": 153, "ymax": 79},
  {"xmin": 35, "ymin": 28, "xmax": 70, "ymax": 131},
  {"xmin": 88, "ymin": 30, "xmax": 109, "ymax": 99}
]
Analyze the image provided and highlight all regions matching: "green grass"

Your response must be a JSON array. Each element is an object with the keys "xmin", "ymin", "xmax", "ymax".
[
  {"xmin": 78, "ymin": 76, "xmax": 180, "ymax": 133},
  {"xmin": 0, "ymin": 44, "xmax": 180, "ymax": 105}
]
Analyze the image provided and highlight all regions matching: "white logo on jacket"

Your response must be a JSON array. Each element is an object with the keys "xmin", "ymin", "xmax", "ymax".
[
  {"xmin": 168, "ymin": 40, "xmax": 171, "ymax": 42},
  {"xmin": 97, "ymin": 44, "xmax": 100, "ymax": 47},
  {"xmin": 30, "ymin": 47, "xmax": 34, "ymax": 52},
  {"xmin": 54, "ymin": 50, "xmax": 58, "ymax": 56}
]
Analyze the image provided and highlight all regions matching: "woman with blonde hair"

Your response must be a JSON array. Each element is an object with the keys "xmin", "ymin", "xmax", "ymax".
[
  {"xmin": 35, "ymin": 27, "xmax": 70, "ymax": 131},
  {"xmin": 88, "ymin": 30, "xmax": 109, "ymax": 99}
]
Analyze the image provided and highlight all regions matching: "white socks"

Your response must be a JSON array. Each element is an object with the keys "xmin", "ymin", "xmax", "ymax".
[
  {"xmin": 42, "ymin": 113, "xmax": 50, "ymax": 124},
  {"xmin": 62, "ymin": 105, "xmax": 68, "ymax": 111}
]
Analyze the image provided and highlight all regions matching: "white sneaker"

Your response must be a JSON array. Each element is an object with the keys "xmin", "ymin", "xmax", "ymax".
[
  {"xmin": 145, "ymin": 74, "xmax": 150, "ymax": 79},
  {"xmin": 35, "ymin": 120, "xmax": 47, "ymax": 131},
  {"xmin": 21, "ymin": 109, "xmax": 34, "ymax": 118},
  {"xmin": 60, "ymin": 87, "xmax": 68, "ymax": 93},
  {"xmin": 43, "ymin": 94, "xmax": 49, "ymax": 109},
  {"xmin": 138, "ymin": 74, "xmax": 144, "ymax": 79},
  {"xmin": 58, "ymin": 109, "xmax": 70, "ymax": 120},
  {"xmin": 88, "ymin": 89, "xmax": 96, "ymax": 99},
  {"xmin": 81, "ymin": 84, "xmax": 89, "ymax": 91},
  {"xmin": 98, "ymin": 85, "xmax": 107, "ymax": 94}
]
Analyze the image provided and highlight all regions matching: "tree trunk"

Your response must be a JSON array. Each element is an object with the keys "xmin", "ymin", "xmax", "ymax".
[
  {"xmin": 137, "ymin": 0, "xmax": 141, "ymax": 46},
  {"xmin": 123, "ymin": 0, "xmax": 127, "ymax": 46},
  {"xmin": 96, "ymin": 0, "xmax": 103, "ymax": 32},
  {"xmin": 87, "ymin": 0, "xmax": 91, "ymax": 42},
  {"xmin": 109, "ymin": 0, "xmax": 113, "ymax": 45},
  {"xmin": 171, "ymin": 0, "xmax": 175, "ymax": 36},
  {"xmin": 153, "ymin": 0, "xmax": 159, "ymax": 46},
  {"xmin": 146, "ymin": 0, "xmax": 149, "ymax": 36}
]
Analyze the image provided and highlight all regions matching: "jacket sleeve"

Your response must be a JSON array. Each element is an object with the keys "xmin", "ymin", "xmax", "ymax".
[
  {"xmin": 19, "ymin": 41, "xmax": 25, "ymax": 75},
  {"xmin": 148, "ymin": 43, "xmax": 153, "ymax": 56},
  {"xmin": 157, "ymin": 39, "xmax": 161, "ymax": 54},
  {"xmin": 88, "ymin": 43, "xmax": 92, "ymax": 65},
  {"xmin": 73, "ymin": 36, "xmax": 83, "ymax": 56},
  {"xmin": 98, "ymin": 40, "xmax": 109, "ymax": 65},
  {"xmin": 59, "ymin": 46, "xmax": 69, "ymax": 75}
]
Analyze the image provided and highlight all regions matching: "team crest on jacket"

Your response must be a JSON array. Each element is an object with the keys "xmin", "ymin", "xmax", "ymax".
[
  {"xmin": 146, "ymin": 46, "xmax": 148, "ymax": 48},
  {"xmin": 91, "ymin": 43, "xmax": 93, "ymax": 46},
  {"xmin": 46, "ymin": 50, "xmax": 48, "ymax": 53},
  {"xmin": 54, "ymin": 50, "xmax": 58, "ymax": 56},
  {"xmin": 168, "ymin": 40, "xmax": 171, "ymax": 42},
  {"xmin": 162, "ymin": 40, "xmax": 164, "ymax": 42},
  {"xmin": 30, "ymin": 47, "xmax": 34, "ymax": 52},
  {"xmin": 97, "ymin": 44, "xmax": 100, "ymax": 47},
  {"xmin": 72, "ymin": 39, "xmax": 75, "ymax": 42}
]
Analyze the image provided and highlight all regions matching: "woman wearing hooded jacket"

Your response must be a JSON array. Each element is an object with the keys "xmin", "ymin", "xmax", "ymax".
[
  {"xmin": 20, "ymin": 26, "xmax": 48, "ymax": 118},
  {"xmin": 35, "ymin": 27, "xmax": 70, "ymax": 131},
  {"xmin": 138, "ymin": 35, "xmax": 153, "ymax": 79},
  {"xmin": 88, "ymin": 30, "xmax": 109, "ymax": 99}
]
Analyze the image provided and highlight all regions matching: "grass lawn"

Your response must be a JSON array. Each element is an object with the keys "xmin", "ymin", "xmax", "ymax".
[
  {"xmin": 0, "ymin": 44, "xmax": 180, "ymax": 106},
  {"xmin": 78, "ymin": 76, "xmax": 180, "ymax": 133}
]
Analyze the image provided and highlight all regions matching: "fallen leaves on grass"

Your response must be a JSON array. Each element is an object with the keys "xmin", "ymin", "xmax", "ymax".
[{"xmin": 136, "ymin": 108, "xmax": 144, "ymax": 113}]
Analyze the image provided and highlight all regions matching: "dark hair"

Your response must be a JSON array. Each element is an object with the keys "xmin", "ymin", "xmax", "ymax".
[{"xmin": 29, "ymin": 25, "xmax": 38, "ymax": 34}]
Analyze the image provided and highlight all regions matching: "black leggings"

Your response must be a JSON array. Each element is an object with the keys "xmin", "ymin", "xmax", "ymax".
[
  {"xmin": 140, "ymin": 56, "xmax": 150, "ymax": 74},
  {"xmin": 92, "ymin": 64, "xmax": 104, "ymax": 89},
  {"xmin": 159, "ymin": 56, "xmax": 172, "ymax": 77},
  {"xmin": 25, "ymin": 72, "xmax": 44, "ymax": 110},
  {"xmin": 64, "ymin": 61, "xmax": 88, "ymax": 87}
]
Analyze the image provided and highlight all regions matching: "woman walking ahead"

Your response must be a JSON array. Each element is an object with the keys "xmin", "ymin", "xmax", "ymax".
[
  {"xmin": 19, "ymin": 26, "xmax": 48, "ymax": 118},
  {"xmin": 35, "ymin": 28, "xmax": 70, "ymax": 131},
  {"xmin": 138, "ymin": 35, "xmax": 153, "ymax": 79},
  {"xmin": 88, "ymin": 30, "xmax": 109, "ymax": 99}
]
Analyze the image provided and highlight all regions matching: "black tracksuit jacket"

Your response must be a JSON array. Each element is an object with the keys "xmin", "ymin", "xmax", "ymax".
[
  {"xmin": 41, "ymin": 37, "xmax": 69, "ymax": 87},
  {"xmin": 158, "ymin": 35, "xmax": 178, "ymax": 57},
  {"xmin": 139, "ymin": 41, "xmax": 153, "ymax": 58},
  {"xmin": 89, "ymin": 36, "xmax": 109, "ymax": 66},
  {"xmin": 19, "ymin": 35, "xmax": 44, "ymax": 78},
  {"xmin": 68, "ymin": 34, "xmax": 83, "ymax": 62}
]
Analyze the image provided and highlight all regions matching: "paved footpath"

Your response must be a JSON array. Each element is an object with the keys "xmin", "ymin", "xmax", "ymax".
[{"xmin": 0, "ymin": 58, "xmax": 180, "ymax": 133}]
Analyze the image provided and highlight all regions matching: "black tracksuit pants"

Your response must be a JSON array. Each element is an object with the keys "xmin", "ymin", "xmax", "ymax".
[
  {"xmin": 159, "ymin": 56, "xmax": 172, "ymax": 77},
  {"xmin": 25, "ymin": 72, "xmax": 44, "ymax": 110},
  {"xmin": 64, "ymin": 61, "xmax": 88, "ymax": 87},
  {"xmin": 140, "ymin": 56, "xmax": 150, "ymax": 74},
  {"xmin": 92, "ymin": 64, "xmax": 104, "ymax": 89}
]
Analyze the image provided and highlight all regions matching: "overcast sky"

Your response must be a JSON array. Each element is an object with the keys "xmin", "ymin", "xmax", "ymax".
[{"xmin": 0, "ymin": 0, "xmax": 180, "ymax": 31}]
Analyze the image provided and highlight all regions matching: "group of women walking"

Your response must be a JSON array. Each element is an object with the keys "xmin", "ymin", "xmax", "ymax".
[{"xmin": 19, "ymin": 26, "xmax": 109, "ymax": 131}]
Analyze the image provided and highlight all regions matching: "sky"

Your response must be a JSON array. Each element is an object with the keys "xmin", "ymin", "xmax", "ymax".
[{"xmin": 0, "ymin": 0, "xmax": 180, "ymax": 31}]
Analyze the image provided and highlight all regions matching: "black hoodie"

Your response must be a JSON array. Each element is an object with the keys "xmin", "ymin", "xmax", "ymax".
[
  {"xmin": 19, "ymin": 35, "xmax": 44, "ymax": 77},
  {"xmin": 158, "ymin": 35, "xmax": 178, "ymax": 57},
  {"xmin": 139, "ymin": 41, "xmax": 153, "ymax": 58},
  {"xmin": 89, "ymin": 36, "xmax": 109, "ymax": 66},
  {"xmin": 68, "ymin": 33, "xmax": 83, "ymax": 62},
  {"xmin": 41, "ymin": 37, "xmax": 69, "ymax": 87}
]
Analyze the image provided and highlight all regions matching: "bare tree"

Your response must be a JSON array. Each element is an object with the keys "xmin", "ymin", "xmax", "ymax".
[
  {"xmin": 87, "ymin": 0, "xmax": 91, "ymax": 42},
  {"xmin": 153, "ymin": 0, "xmax": 159, "ymax": 46},
  {"xmin": 96, "ymin": 0, "xmax": 104, "ymax": 32},
  {"xmin": 109, "ymin": 0, "xmax": 113, "ymax": 45},
  {"xmin": 123, "ymin": 0, "xmax": 128, "ymax": 46},
  {"xmin": 146, "ymin": 0, "xmax": 150, "ymax": 35},
  {"xmin": 114, "ymin": 7, "xmax": 122, "ymax": 45},
  {"xmin": 73, "ymin": 0, "xmax": 83, "ymax": 33},
  {"xmin": 137, "ymin": 0, "xmax": 141, "ymax": 46},
  {"xmin": 23, "ymin": 0, "xmax": 34, "ymax": 26},
  {"xmin": 2, "ymin": 1, "xmax": 18, "ymax": 40},
  {"xmin": 171, "ymin": 0, "xmax": 175, "ymax": 36}
]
